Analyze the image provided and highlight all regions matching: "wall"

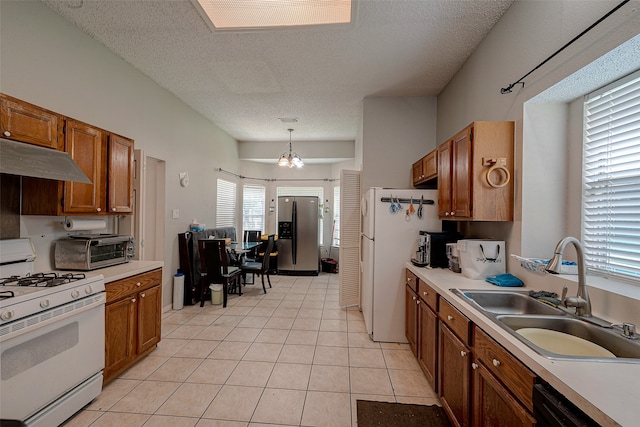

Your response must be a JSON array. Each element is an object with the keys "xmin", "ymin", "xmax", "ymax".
[
  {"xmin": 361, "ymin": 97, "xmax": 437, "ymax": 192},
  {"xmin": 437, "ymin": 0, "xmax": 640, "ymax": 323},
  {"xmin": 1, "ymin": 1, "xmax": 240, "ymax": 307}
]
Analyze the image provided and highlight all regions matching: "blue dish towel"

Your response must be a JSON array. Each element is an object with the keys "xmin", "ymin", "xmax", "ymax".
[{"xmin": 485, "ymin": 273, "xmax": 524, "ymax": 287}]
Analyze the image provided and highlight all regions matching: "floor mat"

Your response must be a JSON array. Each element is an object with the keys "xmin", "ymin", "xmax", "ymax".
[{"xmin": 356, "ymin": 400, "xmax": 451, "ymax": 427}]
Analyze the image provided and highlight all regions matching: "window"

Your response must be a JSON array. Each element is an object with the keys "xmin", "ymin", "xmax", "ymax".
[
  {"xmin": 583, "ymin": 69, "xmax": 640, "ymax": 281},
  {"xmin": 243, "ymin": 184, "xmax": 265, "ymax": 235},
  {"xmin": 277, "ymin": 187, "xmax": 323, "ymax": 245},
  {"xmin": 216, "ymin": 179, "xmax": 236, "ymax": 228},
  {"xmin": 332, "ymin": 185, "xmax": 340, "ymax": 247}
]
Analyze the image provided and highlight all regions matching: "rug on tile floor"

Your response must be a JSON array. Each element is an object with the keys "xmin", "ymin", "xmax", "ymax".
[{"xmin": 356, "ymin": 400, "xmax": 451, "ymax": 427}]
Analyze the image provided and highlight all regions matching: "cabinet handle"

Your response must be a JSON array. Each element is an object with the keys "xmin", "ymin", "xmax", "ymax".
[
  {"xmin": 471, "ymin": 363, "xmax": 478, "ymax": 370},
  {"xmin": 492, "ymin": 359, "xmax": 501, "ymax": 367},
  {"xmin": 136, "ymin": 282, "xmax": 141, "ymax": 287},
  {"xmin": 416, "ymin": 300, "xmax": 421, "ymax": 305},
  {"xmin": 112, "ymin": 208, "xmax": 116, "ymax": 212},
  {"xmin": 447, "ymin": 315, "xmax": 454, "ymax": 321},
  {"xmin": 460, "ymin": 351, "xmax": 467, "ymax": 357},
  {"xmin": 96, "ymin": 208, "xmax": 101, "ymax": 212},
  {"xmin": 423, "ymin": 291, "xmax": 428, "ymax": 296},
  {"xmin": 412, "ymin": 296, "xmax": 417, "ymax": 301},
  {"xmin": 141, "ymin": 293, "xmax": 146, "ymax": 298},
  {"xmin": 445, "ymin": 212, "xmax": 450, "ymax": 216},
  {"xmin": 3, "ymin": 131, "xmax": 10, "ymax": 137},
  {"xmin": 131, "ymin": 298, "xmax": 136, "ymax": 303},
  {"xmin": 450, "ymin": 211, "xmax": 455, "ymax": 216}
]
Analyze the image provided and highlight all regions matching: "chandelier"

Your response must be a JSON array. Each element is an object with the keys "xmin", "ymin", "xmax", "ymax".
[{"xmin": 277, "ymin": 128, "xmax": 304, "ymax": 168}]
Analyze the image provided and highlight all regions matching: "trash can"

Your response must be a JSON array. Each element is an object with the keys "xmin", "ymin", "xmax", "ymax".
[
  {"xmin": 209, "ymin": 284, "xmax": 223, "ymax": 305},
  {"xmin": 173, "ymin": 272, "xmax": 184, "ymax": 310},
  {"xmin": 321, "ymin": 258, "xmax": 339, "ymax": 273}
]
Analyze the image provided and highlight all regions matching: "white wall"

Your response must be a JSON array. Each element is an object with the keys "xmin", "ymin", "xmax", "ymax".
[
  {"xmin": 361, "ymin": 97, "xmax": 437, "ymax": 191},
  {"xmin": 1, "ymin": 1, "xmax": 240, "ymax": 306},
  {"xmin": 437, "ymin": 0, "xmax": 640, "ymax": 323}
]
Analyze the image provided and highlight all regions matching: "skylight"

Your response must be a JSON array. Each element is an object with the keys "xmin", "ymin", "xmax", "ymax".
[{"xmin": 193, "ymin": 0, "xmax": 352, "ymax": 30}]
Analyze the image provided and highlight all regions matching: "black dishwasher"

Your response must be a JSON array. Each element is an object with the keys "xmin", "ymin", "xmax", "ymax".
[{"xmin": 533, "ymin": 383, "xmax": 601, "ymax": 427}]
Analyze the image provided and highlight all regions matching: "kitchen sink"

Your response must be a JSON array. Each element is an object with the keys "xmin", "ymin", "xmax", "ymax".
[
  {"xmin": 454, "ymin": 289, "xmax": 565, "ymax": 315},
  {"xmin": 497, "ymin": 315, "xmax": 640, "ymax": 361},
  {"xmin": 451, "ymin": 289, "xmax": 640, "ymax": 362}
]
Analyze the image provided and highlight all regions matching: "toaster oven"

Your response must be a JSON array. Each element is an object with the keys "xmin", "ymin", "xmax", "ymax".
[{"xmin": 55, "ymin": 234, "xmax": 134, "ymax": 270}]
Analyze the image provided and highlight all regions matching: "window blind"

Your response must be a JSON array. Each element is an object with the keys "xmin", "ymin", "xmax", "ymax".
[
  {"xmin": 216, "ymin": 178, "xmax": 236, "ymax": 228},
  {"xmin": 243, "ymin": 184, "xmax": 265, "ymax": 235},
  {"xmin": 277, "ymin": 187, "xmax": 323, "ymax": 245},
  {"xmin": 583, "ymin": 69, "xmax": 640, "ymax": 281}
]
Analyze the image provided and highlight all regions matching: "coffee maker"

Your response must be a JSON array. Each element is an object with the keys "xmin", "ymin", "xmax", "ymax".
[{"xmin": 412, "ymin": 231, "xmax": 461, "ymax": 268}]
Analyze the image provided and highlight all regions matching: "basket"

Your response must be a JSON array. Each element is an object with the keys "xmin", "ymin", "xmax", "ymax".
[
  {"xmin": 321, "ymin": 258, "xmax": 338, "ymax": 273},
  {"xmin": 511, "ymin": 254, "xmax": 578, "ymax": 275}
]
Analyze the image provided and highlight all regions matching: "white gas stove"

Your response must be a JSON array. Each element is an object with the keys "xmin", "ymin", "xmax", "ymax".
[{"xmin": 0, "ymin": 238, "xmax": 106, "ymax": 426}]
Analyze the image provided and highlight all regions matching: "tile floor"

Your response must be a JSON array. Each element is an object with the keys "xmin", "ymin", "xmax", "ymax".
[{"xmin": 65, "ymin": 273, "xmax": 439, "ymax": 427}]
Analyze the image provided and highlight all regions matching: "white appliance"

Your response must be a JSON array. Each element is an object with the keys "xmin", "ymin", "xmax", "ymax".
[
  {"xmin": 361, "ymin": 188, "xmax": 441, "ymax": 342},
  {"xmin": 0, "ymin": 239, "xmax": 106, "ymax": 426}
]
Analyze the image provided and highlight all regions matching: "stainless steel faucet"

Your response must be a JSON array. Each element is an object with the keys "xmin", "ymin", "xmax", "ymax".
[{"xmin": 545, "ymin": 237, "xmax": 592, "ymax": 317}]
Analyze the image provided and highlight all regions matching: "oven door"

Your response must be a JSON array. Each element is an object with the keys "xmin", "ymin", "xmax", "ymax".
[{"xmin": 0, "ymin": 294, "xmax": 105, "ymax": 421}]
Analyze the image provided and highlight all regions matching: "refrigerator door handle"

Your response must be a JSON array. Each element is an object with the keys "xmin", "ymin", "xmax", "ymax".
[{"xmin": 292, "ymin": 200, "xmax": 297, "ymax": 265}]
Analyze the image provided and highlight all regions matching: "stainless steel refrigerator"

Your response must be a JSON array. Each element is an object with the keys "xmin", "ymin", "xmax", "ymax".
[{"xmin": 277, "ymin": 196, "xmax": 320, "ymax": 275}]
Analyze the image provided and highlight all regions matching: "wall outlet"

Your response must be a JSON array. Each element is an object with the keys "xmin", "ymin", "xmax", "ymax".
[{"xmin": 172, "ymin": 209, "xmax": 179, "ymax": 219}]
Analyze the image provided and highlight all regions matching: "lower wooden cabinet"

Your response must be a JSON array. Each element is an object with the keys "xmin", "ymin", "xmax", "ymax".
[
  {"xmin": 405, "ymin": 283, "xmax": 418, "ymax": 355},
  {"xmin": 418, "ymin": 299, "xmax": 438, "ymax": 390},
  {"xmin": 439, "ymin": 320, "xmax": 472, "ymax": 427},
  {"xmin": 104, "ymin": 268, "xmax": 162, "ymax": 385}
]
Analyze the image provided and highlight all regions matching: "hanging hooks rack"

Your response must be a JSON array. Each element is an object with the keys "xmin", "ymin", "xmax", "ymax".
[
  {"xmin": 380, "ymin": 197, "xmax": 434, "ymax": 205},
  {"xmin": 500, "ymin": 0, "xmax": 630, "ymax": 94}
]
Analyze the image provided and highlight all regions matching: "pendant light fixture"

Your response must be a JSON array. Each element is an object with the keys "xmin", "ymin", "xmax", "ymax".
[{"xmin": 277, "ymin": 128, "xmax": 304, "ymax": 168}]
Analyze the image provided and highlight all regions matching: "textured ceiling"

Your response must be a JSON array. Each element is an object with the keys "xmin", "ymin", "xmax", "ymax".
[{"xmin": 42, "ymin": 0, "xmax": 514, "ymax": 144}]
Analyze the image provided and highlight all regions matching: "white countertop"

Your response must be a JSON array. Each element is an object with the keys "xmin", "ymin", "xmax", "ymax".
[
  {"xmin": 407, "ymin": 264, "xmax": 640, "ymax": 427},
  {"xmin": 83, "ymin": 260, "xmax": 164, "ymax": 283}
]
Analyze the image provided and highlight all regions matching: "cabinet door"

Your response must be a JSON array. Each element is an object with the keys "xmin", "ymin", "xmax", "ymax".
[
  {"xmin": 63, "ymin": 119, "xmax": 106, "ymax": 214},
  {"xmin": 451, "ymin": 127, "xmax": 472, "ymax": 218},
  {"xmin": 422, "ymin": 150, "xmax": 437, "ymax": 181},
  {"xmin": 439, "ymin": 323, "xmax": 471, "ymax": 427},
  {"xmin": 412, "ymin": 159, "xmax": 424, "ymax": 186},
  {"xmin": 405, "ymin": 284, "xmax": 418, "ymax": 356},
  {"xmin": 437, "ymin": 140, "xmax": 453, "ymax": 217},
  {"xmin": 108, "ymin": 134, "xmax": 134, "ymax": 213},
  {"xmin": 418, "ymin": 301, "xmax": 438, "ymax": 391},
  {"xmin": 137, "ymin": 285, "xmax": 162, "ymax": 354},
  {"xmin": 0, "ymin": 94, "xmax": 62, "ymax": 149},
  {"xmin": 472, "ymin": 361, "xmax": 536, "ymax": 427},
  {"xmin": 104, "ymin": 296, "xmax": 136, "ymax": 382}
]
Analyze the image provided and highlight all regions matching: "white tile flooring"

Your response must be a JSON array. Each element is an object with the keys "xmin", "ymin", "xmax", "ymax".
[{"xmin": 65, "ymin": 273, "xmax": 439, "ymax": 427}]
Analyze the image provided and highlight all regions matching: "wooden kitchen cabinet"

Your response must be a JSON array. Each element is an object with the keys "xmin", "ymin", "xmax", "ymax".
[
  {"xmin": 437, "ymin": 121, "xmax": 514, "ymax": 221},
  {"xmin": 417, "ymin": 280, "xmax": 438, "ymax": 391},
  {"xmin": 412, "ymin": 149, "xmax": 437, "ymax": 187},
  {"xmin": 0, "ymin": 93, "xmax": 63, "ymax": 149},
  {"xmin": 472, "ymin": 327, "xmax": 536, "ymax": 426},
  {"xmin": 405, "ymin": 271, "xmax": 419, "ymax": 355},
  {"xmin": 107, "ymin": 133, "xmax": 134, "ymax": 213},
  {"xmin": 439, "ymin": 298, "xmax": 472, "ymax": 427},
  {"xmin": 104, "ymin": 268, "xmax": 162, "ymax": 385}
]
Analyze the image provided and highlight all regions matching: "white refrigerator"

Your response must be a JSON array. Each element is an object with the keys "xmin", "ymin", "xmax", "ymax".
[{"xmin": 361, "ymin": 187, "xmax": 441, "ymax": 342}]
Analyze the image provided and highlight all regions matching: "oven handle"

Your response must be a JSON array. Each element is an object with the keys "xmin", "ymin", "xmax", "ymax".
[{"xmin": 0, "ymin": 293, "xmax": 106, "ymax": 343}]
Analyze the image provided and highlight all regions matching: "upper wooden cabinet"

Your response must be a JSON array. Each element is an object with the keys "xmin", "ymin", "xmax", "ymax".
[
  {"xmin": 108, "ymin": 133, "xmax": 134, "ymax": 214},
  {"xmin": 0, "ymin": 94, "xmax": 62, "ymax": 149},
  {"xmin": 2, "ymin": 94, "xmax": 135, "ymax": 216},
  {"xmin": 437, "ymin": 121, "xmax": 514, "ymax": 221},
  {"xmin": 412, "ymin": 149, "xmax": 437, "ymax": 187}
]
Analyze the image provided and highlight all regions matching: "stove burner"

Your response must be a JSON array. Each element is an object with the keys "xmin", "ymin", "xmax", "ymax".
[
  {"xmin": 0, "ymin": 290, "xmax": 15, "ymax": 300},
  {"xmin": 0, "ymin": 272, "xmax": 86, "ymax": 287}
]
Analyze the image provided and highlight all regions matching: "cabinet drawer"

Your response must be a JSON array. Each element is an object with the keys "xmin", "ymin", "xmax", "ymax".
[
  {"xmin": 474, "ymin": 326, "xmax": 536, "ymax": 411},
  {"xmin": 406, "ymin": 270, "xmax": 419, "ymax": 292},
  {"xmin": 418, "ymin": 280, "xmax": 438, "ymax": 311},
  {"xmin": 106, "ymin": 269, "xmax": 162, "ymax": 304},
  {"xmin": 439, "ymin": 298, "xmax": 470, "ymax": 345}
]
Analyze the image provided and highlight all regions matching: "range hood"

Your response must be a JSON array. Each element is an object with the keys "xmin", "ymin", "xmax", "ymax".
[{"xmin": 0, "ymin": 138, "xmax": 91, "ymax": 183}]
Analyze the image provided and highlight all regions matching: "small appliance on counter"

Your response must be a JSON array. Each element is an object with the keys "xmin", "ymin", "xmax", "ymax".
[
  {"xmin": 412, "ymin": 230, "xmax": 461, "ymax": 268},
  {"xmin": 446, "ymin": 242, "xmax": 462, "ymax": 273},
  {"xmin": 54, "ymin": 234, "xmax": 134, "ymax": 270}
]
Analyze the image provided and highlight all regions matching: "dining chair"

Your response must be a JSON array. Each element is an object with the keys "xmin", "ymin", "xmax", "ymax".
[
  {"xmin": 243, "ymin": 230, "xmax": 262, "ymax": 261},
  {"xmin": 240, "ymin": 234, "xmax": 275, "ymax": 294},
  {"xmin": 198, "ymin": 238, "xmax": 242, "ymax": 307}
]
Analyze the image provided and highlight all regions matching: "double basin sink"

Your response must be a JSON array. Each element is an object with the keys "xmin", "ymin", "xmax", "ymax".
[{"xmin": 452, "ymin": 289, "xmax": 640, "ymax": 363}]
